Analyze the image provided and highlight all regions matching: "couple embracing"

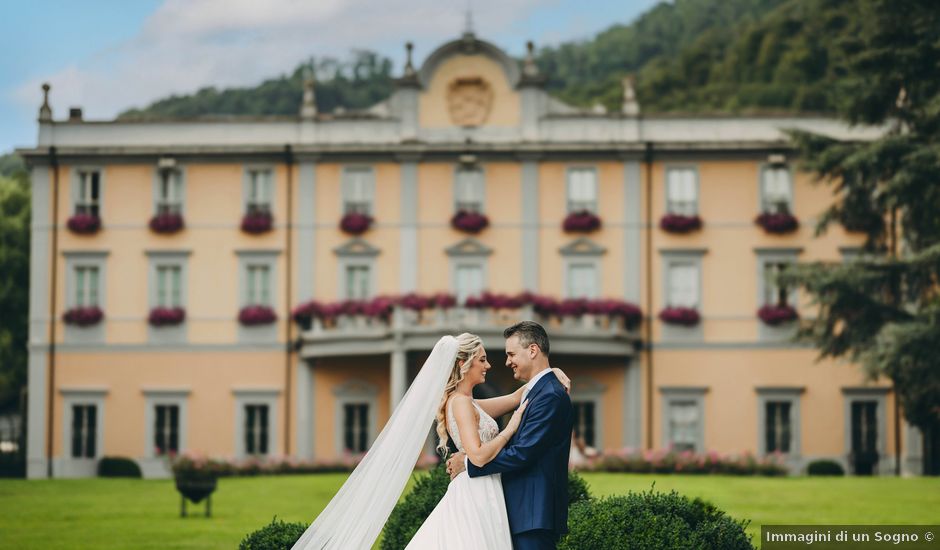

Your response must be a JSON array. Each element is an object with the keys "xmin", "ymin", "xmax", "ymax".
[{"xmin": 292, "ymin": 321, "xmax": 574, "ymax": 550}]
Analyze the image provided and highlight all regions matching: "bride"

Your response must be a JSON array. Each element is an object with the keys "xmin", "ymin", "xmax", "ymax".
[{"xmin": 290, "ymin": 333, "xmax": 569, "ymax": 550}]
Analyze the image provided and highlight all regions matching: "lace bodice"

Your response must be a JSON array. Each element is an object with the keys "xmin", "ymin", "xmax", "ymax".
[{"xmin": 446, "ymin": 398, "xmax": 500, "ymax": 452}]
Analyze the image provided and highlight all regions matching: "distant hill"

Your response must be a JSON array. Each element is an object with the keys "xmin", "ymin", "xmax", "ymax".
[{"xmin": 119, "ymin": 0, "xmax": 858, "ymax": 119}]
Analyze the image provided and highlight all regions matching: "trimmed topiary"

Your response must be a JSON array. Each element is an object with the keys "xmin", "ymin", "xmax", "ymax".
[
  {"xmin": 97, "ymin": 456, "xmax": 142, "ymax": 478},
  {"xmin": 806, "ymin": 459, "xmax": 845, "ymax": 476},
  {"xmin": 567, "ymin": 470, "xmax": 592, "ymax": 506},
  {"xmin": 239, "ymin": 517, "xmax": 307, "ymax": 550},
  {"xmin": 381, "ymin": 464, "xmax": 451, "ymax": 550},
  {"xmin": 559, "ymin": 488, "xmax": 755, "ymax": 550}
]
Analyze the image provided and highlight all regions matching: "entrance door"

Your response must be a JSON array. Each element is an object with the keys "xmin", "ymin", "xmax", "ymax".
[{"xmin": 850, "ymin": 401, "xmax": 879, "ymax": 475}]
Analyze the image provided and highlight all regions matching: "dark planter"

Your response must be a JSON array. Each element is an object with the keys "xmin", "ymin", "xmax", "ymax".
[
  {"xmin": 175, "ymin": 475, "xmax": 217, "ymax": 504},
  {"xmin": 658, "ymin": 307, "xmax": 701, "ymax": 327},
  {"xmin": 150, "ymin": 212, "xmax": 185, "ymax": 234},
  {"xmin": 241, "ymin": 211, "xmax": 273, "ymax": 234},
  {"xmin": 339, "ymin": 212, "xmax": 373, "ymax": 235},
  {"xmin": 450, "ymin": 210, "xmax": 490, "ymax": 234},
  {"xmin": 67, "ymin": 213, "xmax": 101, "ymax": 234},
  {"xmin": 149, "ymin": 307, "xmax": 186, "ymax": 326},
  {"xmin": 755, "ymin": 212, "xmax": 799, "ymax": 234},
  {"xmin": 563, "ymin": 211, "xmax": 602, "ymax": 233},
  {"xmin": 659, "ymin": 213, "xmax": 703, "ymax": 234},
  {"xmin": 757, "ymin": 304, "xmax": 798, "ymax": 326},
  {"xmin": 239, "ymin": 305, "xmax": 277, "ymax": 326},
  {"xmin": 63, "ymin": 306, "xmax": 104, "ymax": 327}
]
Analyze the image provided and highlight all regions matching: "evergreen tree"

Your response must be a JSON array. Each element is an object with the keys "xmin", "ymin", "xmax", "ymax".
[
  {"xmin": 0, "ymin": 154, "xmax": 30, "ymax": 414},
  {"xmin": 782, "ymin": 0, "xmax": 940, "ymax": 472}
]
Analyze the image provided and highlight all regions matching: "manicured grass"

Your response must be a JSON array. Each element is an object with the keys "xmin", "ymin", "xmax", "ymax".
[{"xmin": 0, "ymin": 473, "xmax": 937, "ymax": 549}]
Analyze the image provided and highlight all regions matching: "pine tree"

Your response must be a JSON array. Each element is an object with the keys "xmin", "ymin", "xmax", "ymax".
[{"xmin": 782, "ymin": 0, "xmax": 940, "ymax": 474}]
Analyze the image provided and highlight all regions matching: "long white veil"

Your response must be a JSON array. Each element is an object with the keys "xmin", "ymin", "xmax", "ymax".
[{"xmin": 291, "ymin": 335, "xmax": 458, "ymax": 550}]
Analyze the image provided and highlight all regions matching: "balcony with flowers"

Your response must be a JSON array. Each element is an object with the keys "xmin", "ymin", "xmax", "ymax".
[{"xmin": 292, "ymin": 291, "xmax": 642, "ymax": 358}]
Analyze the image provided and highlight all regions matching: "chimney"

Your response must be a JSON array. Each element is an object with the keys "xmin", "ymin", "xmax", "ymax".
[{"xmin": 69, "ymin": 107, "xmax": 83, "ymax": 122}]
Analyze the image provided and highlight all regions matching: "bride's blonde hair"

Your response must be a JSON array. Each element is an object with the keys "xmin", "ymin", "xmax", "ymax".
[{"xmin": 435, "ymin": 332, "xmax": 483, "ymax": 455}]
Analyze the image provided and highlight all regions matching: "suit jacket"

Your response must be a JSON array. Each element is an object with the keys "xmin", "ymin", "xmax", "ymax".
[{"xmin": 467, "ymin": 371, "xmax": 573, "ymax": 536}]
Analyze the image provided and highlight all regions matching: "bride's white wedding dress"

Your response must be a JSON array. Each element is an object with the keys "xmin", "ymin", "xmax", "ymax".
[{"xmin": 405, "ymin": 399, "xmax": 513, "ymax": 549}]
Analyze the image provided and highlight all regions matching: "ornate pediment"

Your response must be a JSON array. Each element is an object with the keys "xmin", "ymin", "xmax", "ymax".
[
  {"xmin": 333, "ymin": 238, "xmax": 381, "ymax": 258},
  {"xmin": 559, "ymin": 237, "xmax": 607, "ymax": 257},
  {"xmin": 446, "ymin": 238, "xmax": 493, "ymax": 257},
  {"xmin": 447, "ymin": 77, "xmax": 493, "ymax": 127}
]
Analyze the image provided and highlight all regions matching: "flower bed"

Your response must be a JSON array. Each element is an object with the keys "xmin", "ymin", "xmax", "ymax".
[
  {"xmin": 63, "ymin": 306, "xmax": 104, "ymax": 326},
  {"xmin": 562, "ymin": 210, "xmax": 602, "ymax": 233},
  {"xmin": 659, "ymin": 213, "xmax": 703, "ymax": 234},
  {"xmin": 238, "ymin": 305, "xmax": 277, "ymax": 326},
  {"xmin": 450, "ymin": 210, "xmax": 490, "ymax": 233},
  {"xmin": 170, "ymin": 451, "xmax": 438, "ymax": 478},
  {"xmin": 574, "ymin": 447, "xmax": 787, "ymax": 476},
  {"xmin": 67, "ymin": 213, "xmax": 101, "ymax": 234},
  {"xmin": 339, "ymin": 212, "xmax": 373, "ymax": 235},
  {"xmin": 148, "ymin": 307, "xmax": 186, "ymax": 326},
  {"xmin": 755, "ymin": 211, "xmax": 799, "ymax": 234},
  {"xmin": 658, "ymin": 306, "xmax": 701, "ymax": 326},
  {"xmin": 149, "ymin": 212, "xmax": 185, "ymax": 234},
  {"xmin": 241, "ymin": 211, "xmax": 273, "ymax": 234},
  {"xmin": 757, "ymin": 304, "xmax": 798, "ymax": 325}
]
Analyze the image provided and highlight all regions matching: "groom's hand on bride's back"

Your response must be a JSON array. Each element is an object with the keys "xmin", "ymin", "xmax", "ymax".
[{"xmin": 446, "ymin": 452, "xmax": 466, "ymax": 479}]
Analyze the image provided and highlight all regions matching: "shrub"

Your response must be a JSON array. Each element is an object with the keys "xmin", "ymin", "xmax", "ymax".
[
  {"xmin": 239, "ymin": 517, "xmax": 307, "ymax": 550},
  {"xmin": 97, "ymin": 456, "xmax": 142, "ymax": 478},
  {"xmin": 559, "ymin": 489, "xmax": 755, "ymax": 550},
  {"xmin": 806, "ymin": 459, "xmax": 845, "ymax": 476},
  {"xmin": 381, "ymin": 464, "xmax": 451, "ymax": 550},
  {"xmin": 567, "ymin": 470, "xmax": 592, "ymax": 506}
]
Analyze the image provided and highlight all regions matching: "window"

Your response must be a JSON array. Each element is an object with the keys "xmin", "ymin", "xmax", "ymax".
[
  {"xmin": 762, "ymin": 261, "xmax": 791, "ymax": 306},
  {"xmin": 851, "ymin": 401, "xmax": 878, "ymax": 455},
  {"xmin": 765, "ymin": 401, "xmax": 792, "ymax": 453},
  {"xmin": 343, "ymin": 167, "xmax": 374, "ymax": 215},
  {"xmin": 345, "ymin": 265, "xmax": 371, "ymax": 300},
  {"xmin": 154, "ymin": 404, "xmax": 179, "ymax": 456},
  {"xmin": 74, "ymin": 266, "xmax": 100, "ymax": 307},
  {"xmin": 71, "ymin": 405, "xmax": 97, "ymax": 458},
  {"xmin": 246, "ymin": 169, "xmax": 273, "ymax": 214},
  {"xmin": 666, "ymin": 262, "xmax": 699, "ymax": 308},
  {"xmin": 455, "ymin": 263, "xmax": 484, "ymax": 303},
  {"xmin": 572, "ymin": 401, "xmax": 597, "ymax": 448},
  {"xmin": 667, "ymin": 401, "xmax": 699, "ymax": 452},
  {"xmin": 567, "ymin": 263, "xmax": 598, "ymax": 299},
  {"xmin": 75, "ymin": 170, "xmax": 100, "ymax": 216},
  {"xmin": 156, "ymin": 265, "xmax": 182, "ymax": 308},
  {"xmin": 245, "ymin": 264, "xmax": 272, "ymax": 306},
  {"xmin": 244, "ymin": 404, "xmax": 269, "ymax": 455},
  {"xmin": 157, "ymin": 169, "xmax": 184, "ymax": 215},
  {"xmin": 455, "ymin": 167, "xmax": 484, "ymax": 213},
  {"xmin": 666, "ymin": 168, "xmax": 697, "ymax": 216},
  {"xmin": 761, "ymin": 166, "xmax": 792, "ymax": 214},
  {"xmin": 567, "ymin": 168, "xmax": 597, "ymax": 213},
  {"xmin": 343, "ymin": 403, "xmax": 370, "ymax": 453}
]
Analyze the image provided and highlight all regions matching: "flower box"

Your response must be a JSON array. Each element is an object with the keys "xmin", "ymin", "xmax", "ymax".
[
  {"xmin": 659, "ymin": 213, "xmax": 702, "ymax": 234},
  {"xmin": 148, "ymin": 307, "xmax": 186, "ymax": 326},
  {"xmin": 757, "ymin": 304, "xmax": 798, "ymax": 325},
  {"xmin": 238, "ymin": 305, "xmax": 277, "ymax": 326},
  {"xmin": 67, "ymin": 213, "xmax": 101, "ymax": 234},
  {"xmin": 339, "ymin": 212, "xmax": 373, "ymax": 235},
  {"xmin": 563, "ymin": 211, "xmax": 602, "ymax": 233},
  {"xmin": 63, "ymin": 306, "xmax": 104, "ymax": 326},
  {"xmin": 450, "ymin": 210, "xmax": 490, "ymax": 234},
  {"xmin": 149, "ymin": 212, "xmax": 185, "ymax": 234},
  {"xmin": 658, "ymin": 307, "xmax": 700, "ymax": 327},
  {"xmin": 755, "ymin": 212, "xmax": 799, "ymax": 234},
  {"xmin": 241, "ymin": 211, "xmax": 273, "ymax": 234},
  {"xmin": 431, "ymin": 293, "xmax": 457, "ymax": 309}
]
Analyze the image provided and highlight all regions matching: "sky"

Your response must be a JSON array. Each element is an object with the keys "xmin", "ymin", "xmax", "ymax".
[{"xmin": 1, "ymin": 0, "xmax": 662, "ymax": 155}]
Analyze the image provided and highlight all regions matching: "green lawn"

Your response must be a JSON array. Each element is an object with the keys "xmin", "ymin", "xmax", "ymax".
[{"xmin": 0, "ymin": 473, "xmax": 937, "ymax": 549}]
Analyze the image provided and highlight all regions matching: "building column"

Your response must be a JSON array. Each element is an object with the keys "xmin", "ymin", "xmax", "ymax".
[
  {"xmin": 297, "ymin": 161, "xmax": 316, "ymax": 303},
  {"xmin": 623, "ymin": 159, "xmax": 642, "ymax": 304},
  {"xmin": 399, "ymin": 157, "xmax": 418, "ymax": 293},
  {"xmin": 294, "ymin": 358, "xmax": 314, "ymax": 460},
  {"xmin": 623, "ymin": 356, "xmax": 643, "ymax": 450},
  {"xmin": 521, "ymin": 157, "xmax": 540, "ymax": 292},
  {"xmin": 27, "ymin": 165, "xmax": 52, "ymax": 479},
  {"xmin": 390, "ymin": 348, "xmax": 407, "ymax": 410}
]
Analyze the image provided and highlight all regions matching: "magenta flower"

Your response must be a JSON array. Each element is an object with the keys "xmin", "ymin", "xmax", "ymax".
[
  {"xmin": 659, "ymin": 213, "xmax": 703, "ymax": 234},
  {"xmin": 755, "ymin": 212, "xmax": 799, "ymax": 234},
  {"xmin": 562, "ymin": 210, "xmax": 602, "ymax": 233},
  {"xmin": 149, "ymin": 212, "xmax": 185, "ymax": 234},
  {"xmin": 340, "ymin": 212, "xmax": 373, "ymax": 235},
  {"xmin": 238, "ymin": 305, "xmax": 277, "ymax": 325},
  {"xmin": 450, "ymin": 210, "xmax": 490, "ymax": 234},
  {"xmin": 757, "ymin": 304, "xmax": 799, "ymax": 325},
  {"xmin": 241, "ymin": 211, "xmax": 273, "ymax": 234},
  {"xmin": 63, "ymin": 306, "xmax": 104, "ymax": 326},
  {"xmin": 67, "ymin": 213, "xmax": 101, "ymax": 234},
  {"xmin": 148, "ymin": 307, "xmax": 186, "ymax": 326},
  {"xmin": 658, "ymin": 306, "xmax": 700, "ymax": 327}
]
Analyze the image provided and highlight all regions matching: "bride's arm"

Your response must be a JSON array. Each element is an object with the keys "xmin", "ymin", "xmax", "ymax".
[
  {"xmin": 452, "ymin": 395, "xmax": 527, "ymax": 468},
  {"xmin": 475, "ymin": 367, "xmax": 571, "ymax": 419}
]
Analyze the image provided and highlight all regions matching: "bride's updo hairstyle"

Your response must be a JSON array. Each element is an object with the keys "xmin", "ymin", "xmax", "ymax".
[{"xmin": 435, "ymin": 332, "xmax": 483, "ymax": 455}]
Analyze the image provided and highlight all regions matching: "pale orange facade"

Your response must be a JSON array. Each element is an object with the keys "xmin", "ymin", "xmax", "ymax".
[{"xmin": 21, "ymin": 33, "xmax": 923, "ymax": 479}]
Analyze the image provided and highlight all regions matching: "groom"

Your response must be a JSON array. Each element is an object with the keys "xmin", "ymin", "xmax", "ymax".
[{"xmin": 447, "ymin": 321, "xmax": 573, "ymax": 550}]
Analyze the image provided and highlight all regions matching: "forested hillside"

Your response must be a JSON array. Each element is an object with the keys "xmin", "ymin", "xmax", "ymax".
[{"xmin": 117, "ymin": 0, "xmax": 861, "ymax": 118}]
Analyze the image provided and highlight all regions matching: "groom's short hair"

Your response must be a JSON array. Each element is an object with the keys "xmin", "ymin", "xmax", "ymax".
[{"xmin": 504, "ymin": 321, "xmax": 550, "ymax": 356}]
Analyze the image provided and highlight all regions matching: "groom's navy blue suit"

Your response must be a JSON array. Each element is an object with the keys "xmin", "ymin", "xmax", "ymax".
[{"xmin": 467, "ymin": 371, "xmax": 573, "ymax": 550}]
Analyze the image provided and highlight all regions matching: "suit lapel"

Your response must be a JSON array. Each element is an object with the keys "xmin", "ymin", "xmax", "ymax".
[{"xmin": 520, "ymin": 371, "xmax": 556, "ymax": 424}]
